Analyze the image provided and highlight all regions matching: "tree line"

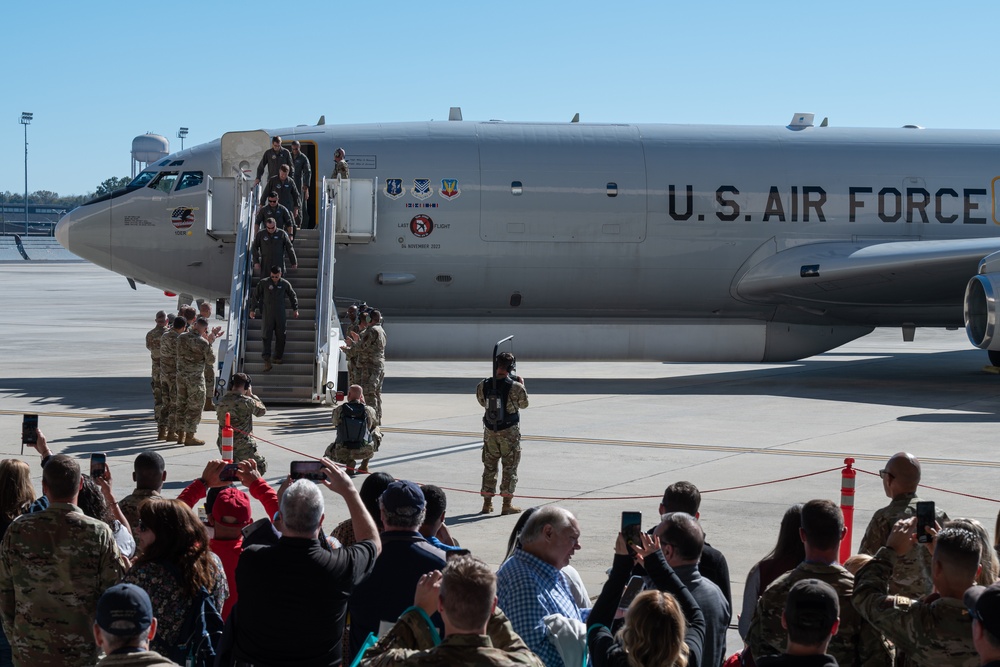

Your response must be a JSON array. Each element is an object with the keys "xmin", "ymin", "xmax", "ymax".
[{"xmin": 1, "ymin": 176, "xmax": 133, "ymax": 209}]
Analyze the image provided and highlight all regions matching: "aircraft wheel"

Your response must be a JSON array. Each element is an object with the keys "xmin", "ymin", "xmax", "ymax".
[{"xmin": 989, "ymin": 350, "xmax": 1000, "ymax": 367}]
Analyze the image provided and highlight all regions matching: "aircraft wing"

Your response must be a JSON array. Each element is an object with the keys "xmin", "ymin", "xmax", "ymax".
[{"xmin": 734, "ymin": 237, "xmax": 1000, "ymax": 315}]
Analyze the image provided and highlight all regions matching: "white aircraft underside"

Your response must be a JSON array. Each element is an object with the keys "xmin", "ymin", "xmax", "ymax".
[{"xmin": 55, "ymin": 117, "xmax": 1000, "ymax": 362}]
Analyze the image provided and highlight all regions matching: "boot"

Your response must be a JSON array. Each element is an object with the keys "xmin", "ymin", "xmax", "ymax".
[
  {"xmin": 176, "ymin": 431, "xmax": 186, "ymax": 444},
  {"xmin": 184, "ymin": 432, "xmax": 206, "ymax": 446},
  {"xmin": 358, "ymin": 459, "xmax": 370, "ymax": 473},
  {"xmin": 263, "ymin": 358, "xmax": 272, "ymax": 372},
  {"xmin": 156, "ymin": 425, "xmax": 167, "ymax": 441},
  {"xmin": 204, "ymin": 398, "xmax": 214, "ymax": 412},
  {"xmin": 164, "ymin": 430, "xmax": 177, "ymax": 442},
  {"xmin": 501, "ymin": 498, "xmax": 522, "ymax": 515},
  {"xmin": 480, "ymin": 497, "xmax": 494, "ymax": 514},
  {"xmin": 273, "ymin": 357, "xmax": 283, "ymax": 365}
]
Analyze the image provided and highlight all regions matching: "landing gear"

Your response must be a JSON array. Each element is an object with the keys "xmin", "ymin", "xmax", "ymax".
[{"xmin": 988, "ymin": 350, "xmax": 1000, "ymax": 367}]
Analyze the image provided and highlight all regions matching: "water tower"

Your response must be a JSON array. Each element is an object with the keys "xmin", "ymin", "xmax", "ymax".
[{"xmin": 131, "ymin": 133, "xmax": 170, "ymax": 177}]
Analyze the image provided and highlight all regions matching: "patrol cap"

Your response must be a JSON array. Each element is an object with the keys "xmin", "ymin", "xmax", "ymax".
[
  {"xmin": 965, "ymin": 582, "xmax": 1000, "ymax": 638},
  {"xmin": 96, "ymin": 583, "xmax": 154, "ymax": 636},
  {"xmin": 211, "ymin": 487, "xmax": 252, "ymax": 526},
  {"xmin": 380, "ymin": 480, "xmax": 425, "ymax": 516},
  {"xmin": 784, "ymin": 579, "xmax": 839, "ymax": 634}
]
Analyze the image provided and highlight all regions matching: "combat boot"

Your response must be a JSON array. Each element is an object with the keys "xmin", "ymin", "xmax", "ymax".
[
  {"xmin": 176, "ymin": 431, "xmax": 186, "ymax": 444},
  {"xmin": 156, "ymin": 425, "xmax": 167, "ymax": 441},
  {"xmin": 480, "ymin": 497, "xmax": 493, "ymax": 514},
  {"xmin": 184, "ymin": 432, "xmax": 206, "ymax": 446},
  {"xmin": 204, "ymin": 398, "xmax": 214, "ymax": 412},
  {"xmin": 164, "ymin": 430, "xmax": 177, "ymax": 442},
  {"xmin": 501, "ymin": 498, "xmax": 522, "ymax": 515},
  {"xmin": 263, "ymin": 358, "xmax": 273, "ymax": 372},
  {"xmin": 358, "ymin": 459, "xmax": 370, "ymax": 473}
]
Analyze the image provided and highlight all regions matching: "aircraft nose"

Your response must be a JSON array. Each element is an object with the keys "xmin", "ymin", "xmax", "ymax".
[{"xmin": 55, "ymin": 202, "xmax": 112, "ymax": 267}]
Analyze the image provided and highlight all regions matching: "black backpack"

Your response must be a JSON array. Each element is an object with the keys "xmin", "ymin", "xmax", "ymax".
[
  {"xmin": 336, "ymin": 402, "xmax": 370, "ymax": 449},
  {"xmin": 168, "ymin": 585, "xmax": 225, "ymax": 667}
]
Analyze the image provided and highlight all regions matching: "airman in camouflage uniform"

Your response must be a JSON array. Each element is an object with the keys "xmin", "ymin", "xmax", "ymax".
[
  {"xmin": 216, "ymin": 372, "xmax": 268, "ymax": 474},
  {"xmin": 324, "ymin": 385, "xmax": 381, "ymax": 474},
  {"xmin": 853, "ymin": 523, "xmax": 980, "ymax": 667},
  {"xmin": 176, "ymin": 317, "xmax": 215, "ymax": 446},
  {"xmin": 159, "ymin": 316, "xmax": 187, "ymax": 441},
  {"xmin": 747, "ymin": 499, "xmax": 893, "ymax": 667},
  {"xmin": 0, "ymin": 454, "xmax": 125, "ymax": 667},
  {"xmin": 348, "ymin": 310, "xmax": 385, "ymax": 421},
  {"xmin": 859, "ymin": 452, "xmax": 948, "ymax": 599},
  {"xmin": 360, "ymin": 556, "xmax": 544, "ymax": 667},
  {"xmin": 476, "ymin": 353, "xmax": 529, "ymax": 516},
  {"xmin": 145, "ymin": 310, "xmax": 168, "ymax": 439},
  {"xmin": 331, "ymin": 147, "xmax": 350, "ymax": 180},
  {"xmin": 199, "ymin": 302, "xmax": 224, "ymax": 410},
  {"xmin": 342, "ymin": 305, "xmax": 362, "ymax": 386}
]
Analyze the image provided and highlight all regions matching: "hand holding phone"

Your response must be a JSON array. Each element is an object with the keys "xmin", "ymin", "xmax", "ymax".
[{"xmin": 219, "ymin": 463, "xmax": 240, "ymax": 482}]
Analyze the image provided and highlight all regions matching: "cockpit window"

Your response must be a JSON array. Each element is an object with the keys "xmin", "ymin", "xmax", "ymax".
[
  {"xmin": 129, "ymin": 171, "xmax": 157, "ymax": 188},
  {"xmin": 148, "ymin": 172, "xmax": 179, "ymax": 193},
  {"xmin": 176, "ymin": 172, "xmax": 204, "ymax": 191}
]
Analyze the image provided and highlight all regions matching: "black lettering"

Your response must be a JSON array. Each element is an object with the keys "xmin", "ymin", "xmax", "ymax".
[
  {"xmin": 935, "ymin": 188, "xmax": 958, "ymax": 223},
  {"xmin": 763, "ymin": 186, "xmax": 785, "ymax": 221},
  {"xmin": 669, "ymin": 185, "xmax": 693, "ymax": 221},
  {"xmin": 878, "ymin": 187, "xmax": 902, "ymax": 223},
  {"xmin": 715, "ymin": 186, "xmax": 740, "ymax": 222},
  {"xmin": 965, "ymin": 188, "xmax": 988, "ymax": 224},
  {"xmin": 905, "ymin": 188, "xmax": 930, "ymax": 223},
  {"xmin": 791, "ymin": 186, "xmax": 798, "ymax": 222},
  {"xmin": 849, "ymin": 187, "xmax": 872, "ymax": 222},
  {"xmin": 802, "ymin": 186, "xmax": 827, "ymax": 222}
]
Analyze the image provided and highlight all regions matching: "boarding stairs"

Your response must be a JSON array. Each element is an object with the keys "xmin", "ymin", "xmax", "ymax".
[{"xmin": 213, "ymin": 137, "xmax": 377, "ymax": 404}]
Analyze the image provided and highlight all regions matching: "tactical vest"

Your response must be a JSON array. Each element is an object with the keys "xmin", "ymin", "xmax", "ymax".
[{"xmin": 482, "ymin": 376, "xmax": 519, "ymax": 431}]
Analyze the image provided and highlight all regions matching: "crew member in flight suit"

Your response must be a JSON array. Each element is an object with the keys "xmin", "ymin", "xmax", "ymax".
[{"xmin": 250, "ymin": 266, "xmax": 299, "ymax": 372}]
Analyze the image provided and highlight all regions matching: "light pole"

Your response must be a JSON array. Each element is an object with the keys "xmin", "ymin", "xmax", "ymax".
[
  {"xmin": 20, "ymin": 112, "xmax": 32, "ymax": 235},
  {"xmin": 177, "ymin": 127, "xmax": 188, "ymax": 150}
]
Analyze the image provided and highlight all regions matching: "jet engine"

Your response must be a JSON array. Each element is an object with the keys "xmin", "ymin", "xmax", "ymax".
[{"xmin": 964, "ymin": 253, "xmax": 1000, "ymax": 351}]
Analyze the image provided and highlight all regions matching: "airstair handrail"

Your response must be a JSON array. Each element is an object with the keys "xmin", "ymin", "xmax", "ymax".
[
  {"xmin": 314, "ymin": 177, "xmax": 338, "ymax": 402},
  {"xmin": 219, "ymin": 176, "xmax": 260, "ymax": 396}
]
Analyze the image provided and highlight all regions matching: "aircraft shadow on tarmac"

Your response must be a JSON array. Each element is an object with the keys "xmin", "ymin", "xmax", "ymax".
[{"xmin": 386, "ymin": 349, "xmax": 1000, "ymax": 420}]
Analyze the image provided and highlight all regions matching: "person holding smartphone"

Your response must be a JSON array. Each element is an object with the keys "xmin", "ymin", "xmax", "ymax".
[{"xmin": 859, "ymin": 452, "xmax": 949, "ymax": 599}]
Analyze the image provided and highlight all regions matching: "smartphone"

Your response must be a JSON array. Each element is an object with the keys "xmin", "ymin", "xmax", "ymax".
[
  {"xmin": 290, "ymin": 460, "xmax": 326, "ymax": 481},
  {"xmin": 618, "ymin": 575, "xmax": 646, "ymax": 612},
  {"xmin": 21, "ymin": 414, "xmax": 38, "ymax": 453},
  {"xmin": 219, "ymin": 463, "xmax": 239, "ymax": 482},
  {"xmin": 621, "ymin": 511, "xmax": 643, "ymax": 555},
  {"xmin": 916, "ymin": 501, "xmax": 935, "ymax": 543},
  {"xmin": 90, "ymin": 453, "xmax": 107, "ymax": 479}
]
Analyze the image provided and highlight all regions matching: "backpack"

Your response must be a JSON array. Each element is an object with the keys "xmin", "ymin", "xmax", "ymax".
[
  {"xmin": 482, "ymin": 377, "xmax": 519, "ymax": 431},
  {"xmin": 336, "ymin": 402, "xmax": 370, "ymax": 449},
  {"xmin": 168, "ymin": 585, "xmax": 225, "ymax": 667}
]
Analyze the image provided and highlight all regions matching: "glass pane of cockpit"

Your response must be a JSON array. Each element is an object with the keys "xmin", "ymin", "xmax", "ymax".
[
  {"xmin": 176, "ymin": 172, "xmax": 204, "ymax": 191},
  {"xmin": 148, "ymin": 172, "xmax": 179, "ymax": 193},
  {"xmin": 128, "ymin": 171, "xmax": 157, "ymax": 188}
]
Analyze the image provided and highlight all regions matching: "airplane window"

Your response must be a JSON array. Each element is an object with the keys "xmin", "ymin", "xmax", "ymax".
[
  {"xmin": 176, "ymin": 172, "xmax": 204, "ymax": 191},
  {"xmin": 607, "ymin": 182, "xmax": 618, "ymax": 197},
  {"xmin": 511, "ymin": 181, "xmax": 523, "ymax": 196},
  {"xmin": 148, "ymin": 172, "xmax": 179, "ymax": 193},
  {"xmin": 128, "ymin": 171, "xmax": 157, "ymax": 188}
]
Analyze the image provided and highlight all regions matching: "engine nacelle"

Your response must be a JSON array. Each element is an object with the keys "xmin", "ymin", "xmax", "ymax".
[{"xmin": 964, "ymin": 273, "xmax": 1000, "ymax": 350}]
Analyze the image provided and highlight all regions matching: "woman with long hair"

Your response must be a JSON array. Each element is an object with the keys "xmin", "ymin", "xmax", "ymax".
[
  {"xmin": 123, "ymin": 498, "xmax": 228, "ymax": 656},
  {"xmin": 947, "ymin": 517, "xmax": 1000, "ymax": 585},
  {"xmin": 588, "ymin": 532, "xmax": 705, "ymax": 667},
  {"xmin": 0, "ymin": 459, "xmax": 36, "ymax": 667},
  {"xmin": 77, "ymin": 473, "xmax": 135, "ymax": 558},
  {"xmin": 738, "ymin": 504, "xmax": 805, "ymax": 639}
]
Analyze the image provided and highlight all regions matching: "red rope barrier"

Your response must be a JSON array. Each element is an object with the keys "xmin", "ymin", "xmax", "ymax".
[{"xmin": 857, "ymin": 467, "xmax": 1000, "ymax": 504}]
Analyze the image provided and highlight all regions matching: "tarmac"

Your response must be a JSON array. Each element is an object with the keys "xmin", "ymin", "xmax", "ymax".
[{"xmin": 4, "ymin": 260, "xmax": 1000, "ymax": 647}]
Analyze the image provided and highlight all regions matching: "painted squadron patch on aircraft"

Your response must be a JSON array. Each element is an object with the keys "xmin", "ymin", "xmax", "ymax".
[
  {"xmin": 409, "ymin": 215, "xmax": 434, "ymax": 238},
  {"xmin": 440, "ymin": 179, "xmax": 461, "ymax": 200},
  {"xmin": 412, "ymin": 178, "xmax": 433, "ymax": 200},
  {"xmin": 384, "ymin": 179, "xmax": 404, "ymax": 200},
  {"xmin": 170, "ymin": 207, "xmax": 196, "ymax": 230}
]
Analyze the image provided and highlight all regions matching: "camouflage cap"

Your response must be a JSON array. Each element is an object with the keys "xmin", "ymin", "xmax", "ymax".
[
  {"xmin": 96, "ymin": 583, "xmax": 153, "ymax": 636},
  {"xmin": 965, "ymin": 581, "xmax": 1000, "ymax": 638},
  {"xmin": 785, "ymin": 578, "xmax": 839, "ymax": 634}
]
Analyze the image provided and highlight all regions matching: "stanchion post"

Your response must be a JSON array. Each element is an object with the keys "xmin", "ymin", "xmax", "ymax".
[{"xmin": 840, "ymin": 457, "xmax": 856, "ymax": 563}]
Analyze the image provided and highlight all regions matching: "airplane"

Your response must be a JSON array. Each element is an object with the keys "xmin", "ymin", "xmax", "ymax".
[{"xmin": 55, "ymin": 111, "xmax": 1000, "ymax": 372}]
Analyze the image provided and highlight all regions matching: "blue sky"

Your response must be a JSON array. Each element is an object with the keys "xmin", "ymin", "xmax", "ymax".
[{"xmin": 3, "ymin": 1, "xmax": 998, "ymax": 196}]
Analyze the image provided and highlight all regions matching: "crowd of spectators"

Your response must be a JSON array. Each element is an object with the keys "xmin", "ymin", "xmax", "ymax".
[{"xmin": 2, "ymin": 434, "xmax": 1000, "ymax": 667}]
